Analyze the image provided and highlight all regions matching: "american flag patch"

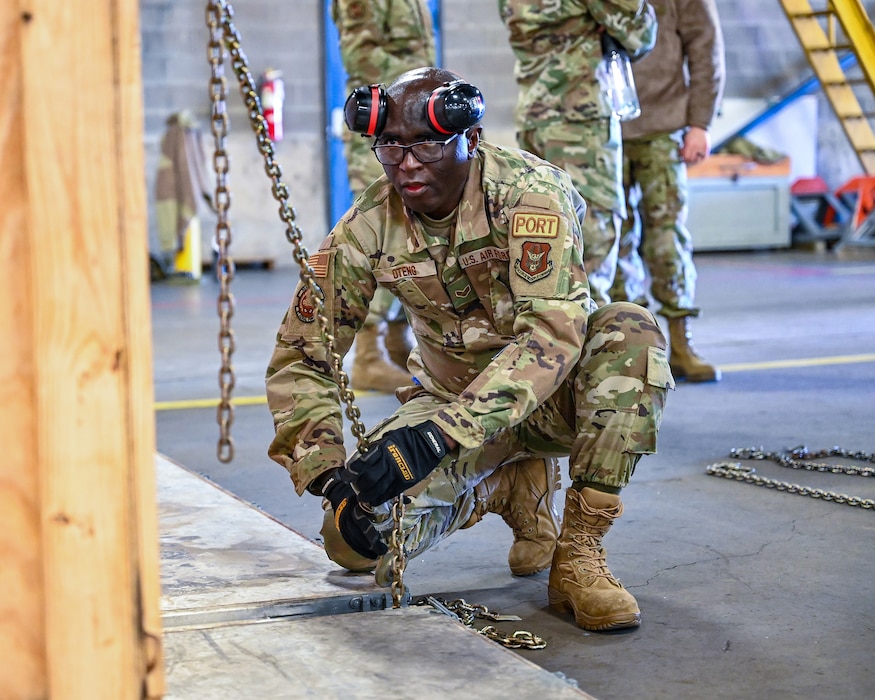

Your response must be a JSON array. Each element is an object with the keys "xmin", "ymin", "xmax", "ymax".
[{"xmin": 308, "ymin": 252, "xmax": 330, "ymax": 278}]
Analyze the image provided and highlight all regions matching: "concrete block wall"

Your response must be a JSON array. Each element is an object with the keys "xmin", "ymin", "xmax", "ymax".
[
  {"xmin": 141, "ymin": 0, "xmax": 326, "ymax": 265},
  {"xmin": 140, "ymin": 0, "xmax": 875, "ymax": 265}
]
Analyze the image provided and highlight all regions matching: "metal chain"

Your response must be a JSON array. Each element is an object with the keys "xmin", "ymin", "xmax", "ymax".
[
  {"xmin": 706, "ymin": 445, "xmax": 875, "ymax": 509},
  {"xmin": 207, "ymin": 3, "xmax": 235, "ymax": 464},
  {"xmin": 417, "ymin": 597, "xmax": 547, "ymax": 650},
  {"xmin": 205, "ymin": 0, "xmax": 408, "ymax": 606},
  {"xmin": 388, "ymin": 498, "xmax": 408, "ymax": 607}
]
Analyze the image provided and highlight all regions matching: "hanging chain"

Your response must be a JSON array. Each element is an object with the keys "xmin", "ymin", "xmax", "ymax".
[
  {"xmin": 388, "ymin": 498, "xmax": 408, "ymax": 607},
  {"xmin": 417, "ymin": 596, "xmax": 547, "ymax": 650},
  {"xmin": 205, "ymin": 0, "xmax": 408, "ymax": 606},
  {"xmin": 706, "ymin": 445, "xmax": 875, "ymax": 509},
  {"xmin": 207, "ymin": 3, "xmax": 235, "ymax": 463}
]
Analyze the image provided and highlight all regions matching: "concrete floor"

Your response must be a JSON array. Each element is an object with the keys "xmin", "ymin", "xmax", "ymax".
[{"xmin": 152, "ymin": 248, "xmax": 875, "ymax": 700}]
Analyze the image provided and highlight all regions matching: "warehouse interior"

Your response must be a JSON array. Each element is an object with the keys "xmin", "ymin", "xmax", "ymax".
[
  {"xmin": 149, "ymin": 1, "xmax": 875, "ymax": 697},
  {"xmin": 3, "ymin": 1, "xmax": 875, "ymax": 698}
]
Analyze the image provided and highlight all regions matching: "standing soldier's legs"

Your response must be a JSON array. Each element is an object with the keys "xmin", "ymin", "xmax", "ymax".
[
  {"xmin": 548, "ymin": 301, "xmax": 673, "ymax": 631},
  {"xmin": 384, "ymin": 302, "xmax": 413, "ymax": 369},
  {"xmin": 581, "ymin": 205, "xmax": 622, "ymax": 308},
  {"xmin": 343, "ymin": 125, "xmax": 384, "ymax": 197},
  {"xmin": 636, "ymin": 131, "xmax": 720, "ymax": 382},
  {"xmin": 635, "ymin": 132, "xmax": 696, "ymax": 317},
  {"xmin": 611, "ymin": 142, "xmax": 649, "ymax": 306},
  {"xmin": 518, "ymin": 120, "xmax": 624, "ymax": 307}
]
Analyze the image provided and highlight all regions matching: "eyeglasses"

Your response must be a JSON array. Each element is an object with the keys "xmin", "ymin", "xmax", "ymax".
[{"xmin": 371, "ymin": 132, "xmax": 463, "ymax": 166}]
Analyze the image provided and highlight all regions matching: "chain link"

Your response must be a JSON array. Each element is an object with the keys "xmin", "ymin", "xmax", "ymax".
[
  {"xmin": 706, "ymin": 445, "xmax": 875, "ymax": 509},
  {"xmin": 207, "ymin": 2, "xmax": 235, "ymax": 463},
  {"xmin": 388, "ymin": 498, "xmax": 408, "ymax": 607},
  {"xmin": 416, "ymin": 597, "xmax": 547, "ymax": 650},
  {"xmin": 204, "ymin": 0, "xmax": 408, "ymax": 604}
]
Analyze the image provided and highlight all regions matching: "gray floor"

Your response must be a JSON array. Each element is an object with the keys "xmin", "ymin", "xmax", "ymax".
[{"xmin": 153, "ymin": 248, "xmax": 875, "ymax": 700}]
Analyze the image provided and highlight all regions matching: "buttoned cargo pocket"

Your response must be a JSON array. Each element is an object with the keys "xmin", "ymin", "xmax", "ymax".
[
  {"xmin": 647, "ymin": 345, "xmax": 675, "ymax": 390},
  {"xmin": 622, "ymin": 345, "xmax": 675, "ymax": 456}
]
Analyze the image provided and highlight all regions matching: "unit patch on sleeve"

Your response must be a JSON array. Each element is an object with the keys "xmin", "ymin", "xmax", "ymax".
[
  {"xmin": 294, "ymin": 284, "xmax": 319, "ymax": 323},
  {"xmin": 508, "ymin": 207, "xmax": 567, "ymax": 297},
  {"xmin": 514, "ymin": 241, "xmax": 553, "ymax": 282}
]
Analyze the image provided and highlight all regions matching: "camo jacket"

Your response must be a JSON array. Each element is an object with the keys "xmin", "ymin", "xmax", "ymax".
[
  {"xmin": 498, "ymin": 0, "xmax": 658, "ymax": 128},
  {"xmin": 332, "ymin": 0, "xmax": 436, "ymax": 88},
  {"xmin": 266, "ymin": 141, "xmax": 594, "ymax": 494}
]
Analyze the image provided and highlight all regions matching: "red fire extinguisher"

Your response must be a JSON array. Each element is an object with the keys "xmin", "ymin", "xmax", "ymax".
[{"xmin": 260, "ymin": 68, "xmax": 284, "ymax": 142}]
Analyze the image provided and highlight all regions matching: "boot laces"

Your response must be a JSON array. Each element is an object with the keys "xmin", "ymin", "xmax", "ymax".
[
  {"xmin": 488, "ymin": 494, "xmax": 540, "ymax": 537},
  {"xmin": 569, "ymin": 534, "xmax": 614, "ymax": 577},
  {"xmin": 566, "ymin": 513, "xmax": 620, "ymax": 583}
]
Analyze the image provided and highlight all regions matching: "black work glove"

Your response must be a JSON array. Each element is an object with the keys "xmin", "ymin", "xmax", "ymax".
[
  {"xmin": 344, "ymin": 421, "xmax": 450, "ymax": 506},
  {"xmin": 323, "ymin": 473, "xmax": 388, "ymax": 560}
]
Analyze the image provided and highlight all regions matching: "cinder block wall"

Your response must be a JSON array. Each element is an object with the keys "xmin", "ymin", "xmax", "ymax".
[{"xmin": 140, "ymin": 0, "xmax": 875, "ymax": 265}]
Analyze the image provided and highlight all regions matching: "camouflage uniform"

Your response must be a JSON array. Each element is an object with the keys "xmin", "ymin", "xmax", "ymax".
[
  {"xmin": 498, "ymin": 0, "xmax": 658, "ymax": 307},
  {"xmin": 332, "ymin": 0, "xmax": 436, "ymax": 378},
  {"xmin": 610, "ymin": 0, "xmax": 725, "ymax": 318},
  {"xmin": 332, "ymin": 0, "xmax": 436, "ymax": 197},
  {"xmin": 266, "ymin": 141, "xmax": 674, "ymax": 560},
  {"xmin": 614, "ymin": 131, "xmax": 694, "ymax": 314}
]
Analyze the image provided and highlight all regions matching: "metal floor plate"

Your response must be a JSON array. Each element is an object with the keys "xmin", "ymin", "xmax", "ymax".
[
  {"xmin": 163, "ymin": 607, "xmax": 591, "ymax": 699},
  {"xmin": 158, "ymin": 454, "xmax": 392, "ymax": 628},
  {"xmin": 157, "ymin": 455, "xmax": 592, "ymax": 698}
]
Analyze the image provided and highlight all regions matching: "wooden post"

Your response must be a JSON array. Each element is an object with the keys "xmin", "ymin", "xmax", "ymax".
[{"xmin": 0, "ymin": 0, "xmax": 165, "ymax": 697}]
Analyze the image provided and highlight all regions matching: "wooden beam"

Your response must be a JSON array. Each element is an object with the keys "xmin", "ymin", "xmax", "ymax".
[
  {"xmin": 1, "ymin": 0, "xmax": 164, "ymax": 697},
  {"xmin": 0, "ymin": 2, "xmax": 46, "ymax": 695}
]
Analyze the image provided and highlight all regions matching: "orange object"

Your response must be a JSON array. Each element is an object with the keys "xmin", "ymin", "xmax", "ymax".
[
  {"xmin": 687, "ymin": 153, "xmax": 791, "ymax": 180},
  {"xmin": 823, "ymin": 175, "xmax": 875, "ymax": 228}
]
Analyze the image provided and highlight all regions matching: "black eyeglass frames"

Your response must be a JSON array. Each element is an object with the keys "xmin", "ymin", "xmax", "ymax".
[{"xmin": 371, "ymin": 132, "xmax": 464, "ymax": 166}]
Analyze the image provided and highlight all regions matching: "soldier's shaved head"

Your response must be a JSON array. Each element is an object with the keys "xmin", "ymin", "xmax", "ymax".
[
  {"xmin": 386, "ymin": 66, "xmax": 461, "ymax": 97},
  {"xmin": 384, "ymin": 67, "xmax": 465, "ymax": 137}
]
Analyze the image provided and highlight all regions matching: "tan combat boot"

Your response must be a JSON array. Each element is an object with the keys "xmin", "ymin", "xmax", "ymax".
[
  {"xmin": 667, "ymin": 316, "xmax": 721, "ymax": 383},
  {"xmin": 384, "ymin": 319, "xmax": 414, "ymax": 371},
  {"xmin": 351, "ymin": 322, "xmax": 413, "ymax": 393},
  {"xmin": 462, "ymin": 458, "xmax": 561, "ymax": 576},
  {"xmin": 548, "ymin": 487, "xmax": 640, "ymax": 631}
]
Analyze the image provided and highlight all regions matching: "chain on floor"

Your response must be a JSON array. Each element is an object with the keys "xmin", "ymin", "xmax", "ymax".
[
  {"xmin": 416, "ymin": 596, "xmax": 547, "ymax": 650},
  {"xmin": 706, "ymin": 445, "xmax": 875, "ymax": 509}
]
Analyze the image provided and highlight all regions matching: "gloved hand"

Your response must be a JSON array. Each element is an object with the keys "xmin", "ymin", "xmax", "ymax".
[
  {"xmin": 322, "ymin": 473, "xmax": 388, "ymax": 560},
  {"xmin": 344, "ymin": 421, "xmax": 450, "ymax": 505}
]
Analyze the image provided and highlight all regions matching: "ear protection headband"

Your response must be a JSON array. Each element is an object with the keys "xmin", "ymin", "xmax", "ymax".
[{"xmin": 343, "ymin": 80, "xmax": 485, "ymax": 137}]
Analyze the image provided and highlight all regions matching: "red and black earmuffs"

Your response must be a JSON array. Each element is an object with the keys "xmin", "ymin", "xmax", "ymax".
[{"xmin": 343, "ymin": 80, "xmax": 485, "ymax": 137}]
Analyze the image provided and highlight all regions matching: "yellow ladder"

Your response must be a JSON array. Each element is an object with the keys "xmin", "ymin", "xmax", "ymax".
[{"xmin": 779, "ymin": 0, "xmax": 875, "ymax": 175}]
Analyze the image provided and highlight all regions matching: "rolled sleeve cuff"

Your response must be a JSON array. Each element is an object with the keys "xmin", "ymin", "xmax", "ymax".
[
  {"xmin": 432, "ymin": 405, "xmax": 487, "ymax": 450},
  {"xmin": 271, "ymin": 446, "xmax": 346, "ymax": 497}
]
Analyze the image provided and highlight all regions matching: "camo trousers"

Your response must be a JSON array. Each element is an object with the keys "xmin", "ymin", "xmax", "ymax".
[
  {"xmin": 611, "ymin": 130, "xmax": 699, "ymax": 318},
  {"xmin": 352, "ymin": 301, "xmax": 674, "ymax": 562}
]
